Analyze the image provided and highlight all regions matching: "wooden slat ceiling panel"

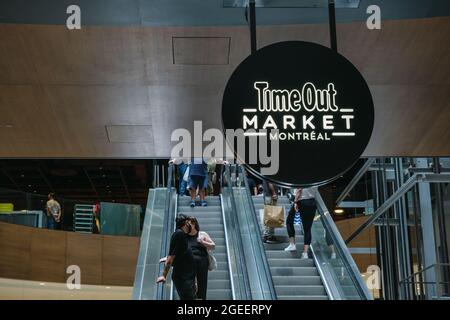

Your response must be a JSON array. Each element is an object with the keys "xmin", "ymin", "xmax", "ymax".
[{"xmin": 0, "ymin": 17, "xmax": 448, "ymax": 158}]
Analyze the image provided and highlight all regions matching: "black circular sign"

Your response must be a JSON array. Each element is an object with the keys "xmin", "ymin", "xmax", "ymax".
[{"xmin": 222, "ymin": 41, "xmax": 374, "ymax": 187}]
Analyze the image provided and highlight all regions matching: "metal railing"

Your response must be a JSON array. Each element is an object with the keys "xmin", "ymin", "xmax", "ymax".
[
  {"xmin": 156, "ymin": 164, "xmax": 177, "ymax": 300},
  {"xmin": 345, "ymin": 173, "xmax": 450, "ymax": 244},
  {"xmin": 399, "ymin": 263, "xmax": 450, "ymax": 300},
  {"xmin": 220, "ymin": 165, "xmax": 252, "ymax": 299},
  {"xmin": 239, "ymin": 165, "xmax": 277, "ymax": 299}
]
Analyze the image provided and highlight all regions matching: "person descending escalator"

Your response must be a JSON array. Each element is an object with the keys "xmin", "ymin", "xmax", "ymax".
[{"xmin": 156, "ymin": 214, "xmax": 196, "ymax": 300}]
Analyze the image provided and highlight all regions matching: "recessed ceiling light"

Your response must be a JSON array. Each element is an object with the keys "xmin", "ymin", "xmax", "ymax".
[
  {"xmin": 334, "ymin": 209, "xmax": 344, "ymax": 214},
  {"xmin": 39, "ymin": 283, "xmax": 45, "ymax": 286},
  {"xmin": 102, "ymin": 174, "xmax": 107, "ymax": 178},
  {"xmin": 28, "ymin": 184, "xmax": 32, "ymax": 187},
  {"xmin": 20, "ymin": 174, "xmax": 25, "ymax": 178}
]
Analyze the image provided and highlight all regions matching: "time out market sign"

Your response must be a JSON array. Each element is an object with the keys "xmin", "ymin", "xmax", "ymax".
[{"xmin": 222, "ymin": 41, "xmax": 374, "ymax": 187}]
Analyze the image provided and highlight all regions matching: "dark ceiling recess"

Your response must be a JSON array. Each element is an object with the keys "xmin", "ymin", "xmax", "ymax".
[{"xmin": 0, "ymin": 159, "xmax": 152, "ymax": 206}]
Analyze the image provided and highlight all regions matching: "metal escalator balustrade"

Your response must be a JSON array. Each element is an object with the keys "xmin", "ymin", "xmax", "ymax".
[
  {"xmin": 238, "ymin": 164, "xmax": 372, "ymax": 300},
  {"xmin": 132, "ymin": 165, "xmax": 177, "ymax": 300}
]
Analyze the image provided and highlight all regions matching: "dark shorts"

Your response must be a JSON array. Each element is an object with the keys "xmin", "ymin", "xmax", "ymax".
[{"xmin": 189, "ymin": 175, "xmax": 208, "ymax": 190}]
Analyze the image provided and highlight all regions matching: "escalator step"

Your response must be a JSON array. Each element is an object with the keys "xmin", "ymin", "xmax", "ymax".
[
  {"xmin": 206, "ymin": 289, "xmax": 233, "ymax": 300},
  {"xmin": 267, "ymin": 259, "xmax": 315, "ymax": 268},
  {"xmin": 277, "ymin": 295, "xmax": 328, "ymax": 300},
  {"xmin": 275, "ymin": 285, "xmax": 326, "ymax": 296},
  {"xmin": 208, "ymin": 279, "xmax": 232, "ymax": 290},
  {"xmin": 208, "ymin": 270, "xmax": 231, "ymax": 280},
  {"xmin": 272, "ymin": 276, "xmax": 323, "ymax": 286},
  {"xmin": 270, "ymin": 267, "xmax": 319, "ymax": 277}
]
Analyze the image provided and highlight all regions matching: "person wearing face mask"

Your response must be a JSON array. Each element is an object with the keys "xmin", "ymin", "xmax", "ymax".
[
  {"xmin": 187, "ymin": 216, "xmax": 215, "ymax": 300},
  {"xmin": 156, "ymin": 214, "xmax": 195, "ymax": 300}
]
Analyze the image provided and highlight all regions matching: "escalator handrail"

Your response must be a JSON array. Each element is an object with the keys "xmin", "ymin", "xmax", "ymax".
[
  {"xmin": 315, "ymin": 193, "xmax": 373, "ymax": 300},
  {"xmin": 239, "ymin": 165, "xmax": 277, "ymax": 299},
  {"xmin": 221, "ymin": 165, "xmax": 253, "ymax": 299},
  {"xmin": 156, "ymin": 163, "xmax": 177, "ymax": 300}
]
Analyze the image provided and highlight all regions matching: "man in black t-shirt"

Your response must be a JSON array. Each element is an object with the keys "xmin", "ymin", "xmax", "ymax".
[{"xmin": 156, "ymin": 214, "xmax": 195, "ymax": 300}]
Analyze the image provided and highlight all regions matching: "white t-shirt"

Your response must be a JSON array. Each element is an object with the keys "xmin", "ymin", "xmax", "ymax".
[
  {"xmin": 46, "ymin": 199, "xmax": 61, "ymax": 217},
  {"xmin": 292, "ymin": 187, "xmax": 318, "ymax": 200}
]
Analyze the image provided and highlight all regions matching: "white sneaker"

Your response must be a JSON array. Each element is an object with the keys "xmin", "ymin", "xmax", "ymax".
[
  {"xmin": 284, "ymin": 243, "xmax": 297, "ymax": 251},
  {"xmin": 301, "ymin": 252, "xmax": 309, "ymax": 259},
  {"xmin": 331, "ymin": 252, "xmax": 337, "ymax": 259}
]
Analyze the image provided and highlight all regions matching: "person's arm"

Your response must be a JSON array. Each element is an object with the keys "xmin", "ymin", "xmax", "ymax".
[
  {"xmin": 253, "ymin": 187, "xmax": 258, "ymax": 196},
  {"xmin": 268, "ymin": 183, "xmax": 278, "ymax": 200},
  {"xmin": 294, "ymin": 189, "xmax": 302, "ymax": 211},
  {"xmin": 198, "ymin": 232, "xmax": 215, "ymax": 251},
  {"xmin": 156, "ymin": 255, "xmax": 174, "ymax": 283}
]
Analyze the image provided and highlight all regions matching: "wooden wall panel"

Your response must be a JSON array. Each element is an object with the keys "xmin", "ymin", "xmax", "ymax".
[
  {"xmin": 0, "ymin": 17, "xmax": 449, "ymax": 158},
  {"xmin": 66, "ymin": 232, "xmax": 103, "ymax": 285},
  {"xmin": 0, "ymin": 222, "xmax": 139, "ymax": 286},
  {"xmin": 29, "ymin": 228, "xmax": 66, "ymax": 283},
  {"xmin": 0, "ymin": 223, "xmax": 32, "ymax": 280},
  {"xmin": 102, "ymin": 235, "xmax": 139, "ymax": 286}
]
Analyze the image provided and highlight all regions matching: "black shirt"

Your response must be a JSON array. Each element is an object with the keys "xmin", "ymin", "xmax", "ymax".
[
  {"xmin": 247, "ymin": 177, "xmax": 257, "ymax": 195},
  {"xmin": 168, "ymin": 229, "xmax": 194, "ymax": 280},
  {"xmin": 187, "ymin": 233, "xmax": 208, "ymax": 258}
]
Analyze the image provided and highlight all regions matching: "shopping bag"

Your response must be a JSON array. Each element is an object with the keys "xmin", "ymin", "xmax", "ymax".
[{"xmin": 263, "ymin": 205, "xmax": 285, "ymax": 228}]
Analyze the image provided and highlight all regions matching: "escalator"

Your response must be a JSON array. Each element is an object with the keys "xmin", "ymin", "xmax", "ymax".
[
  {"xmin": 252, "ymin": 196, "xmax": 328, "ymax": 300},
  {"xmin": 133, "ymin": 163, "xmax": 372, "ymax": 300},
  {"xmin": 133, "ymin": 164, "xmax": 253, "ymax": 300}
]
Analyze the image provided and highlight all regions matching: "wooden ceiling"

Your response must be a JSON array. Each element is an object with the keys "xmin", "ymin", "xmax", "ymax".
[{"xmin": 0, "ymin": 16, "xmax": 449, "ymax": 158}]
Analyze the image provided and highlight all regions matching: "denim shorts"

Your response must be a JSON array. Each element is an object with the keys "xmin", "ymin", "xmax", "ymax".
[{"xmin": 189, "ymin": 175, "xmax": 208, "ymax": 190}]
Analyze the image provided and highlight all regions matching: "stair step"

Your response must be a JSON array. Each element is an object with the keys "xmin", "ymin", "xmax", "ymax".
[
  {"xmin": 268, "ymin": 259, "xmax": 315, "ymax": 268},
  {"xmin": 277, "ymin": 295, "xmax": 328, "ymax": 300},
  {"xmin": 206, "ymin": 289, "xmax": 233, "ymax": 300},
  {"xmin": 275, "ymin": 285, "xmax": 326, "ymax": 296},
  {"xmin": 208, "ymin": 270, "xmax": 230, "ymax": 280},
  {"xmin": 270, "ymin": 267, "xmax": 319, "ymax": 277},
  {"xmin": 203, "ymin": 230, "xmax": 224, "ymax": 238},
  {"xmin": 265, "ymin": 250, "xmax": 303, "ymax": 259},
  {"xmin": 178, "ymin": 206, "xmax": 222, "ymax": 212},
  {"xmin": 272, "ymin": 276, "xmax": 323, "ymax": 286},
  {"xmin": 213, "ymin": 245, "xmax": 227, "ymax": 254},
  {"xmin": 211, "ymin": 253, "xmax": 228, "ymax": 262},
  {"xmin": 198, "ymin": 224, "xmax": 225, "ymax": 232},
  {"xmin": 264, "ymin": 242, "xmax": 305, "ymax": 250},
  {"xmin": 208, "ymin": 279, "xmax": 231, "ymax": 290}
]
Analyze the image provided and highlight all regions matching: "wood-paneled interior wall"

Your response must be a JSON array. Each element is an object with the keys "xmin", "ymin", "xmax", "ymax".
[
  {"xmin": 335, "ymin": 216, "xmax": 377, "ymax": 272},
  {"xmin": 0, "ymin": 222, "xmax": 139, "ymax": 286}
]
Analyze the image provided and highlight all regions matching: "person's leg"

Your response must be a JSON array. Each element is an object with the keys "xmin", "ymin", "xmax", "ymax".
[
  {"xmin": 286, "ymin": 205, "xmax": 296, "ymax": 244},
  {"xmin": 47, "ymin": 216, "xmax": 55, "ymax": 230},
  {"xmin": 196, "ymin": 257, "xmax": 209, "ymax": 300},
  {"xmin": 200, "ymin": 176, "xmax": 208, "ymax": 206},
  {"xmin": 178, "ymin": 164, "xmax": 187, "ymax": 195},
  {"xmin": 174, "ymin": 277, "xmax": 195, "ymax": 300},
  {"xmin": 189, "ymin": 176, "xmax": 200, "ymax": 206},
  {"xmin": 300, "ymin": 199, "xmax": 316, "ymax": 258}
]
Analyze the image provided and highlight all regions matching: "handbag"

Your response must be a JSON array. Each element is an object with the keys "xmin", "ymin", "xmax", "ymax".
[
  {"xmin": 207, "ymin": 250, "xmax": 217, "ymax": 271},
  {"xmin": 263, "ymin": 204, "xmax": 285, "ymax": 228}
]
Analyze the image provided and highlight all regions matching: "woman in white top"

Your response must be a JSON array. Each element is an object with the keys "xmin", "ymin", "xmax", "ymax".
[{"xmin": 284, "ymin": 187, "xmax": 318, "ymax": 259}]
